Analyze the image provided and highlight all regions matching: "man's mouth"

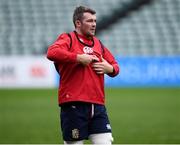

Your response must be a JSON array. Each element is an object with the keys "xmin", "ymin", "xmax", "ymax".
[{"xmin": 90, "ymin": 29, "xmax": 95, "ymax": 32}]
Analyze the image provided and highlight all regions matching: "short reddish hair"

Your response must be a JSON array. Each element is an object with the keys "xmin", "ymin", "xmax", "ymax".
[{"xmin": 73, "ymin": 6, "xmax": 96, "ymax": 27}]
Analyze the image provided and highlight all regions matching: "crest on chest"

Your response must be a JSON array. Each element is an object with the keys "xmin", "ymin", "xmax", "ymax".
[{"xmin": 83, "ymin": 46, "xmax": 93, "ymax": 54}]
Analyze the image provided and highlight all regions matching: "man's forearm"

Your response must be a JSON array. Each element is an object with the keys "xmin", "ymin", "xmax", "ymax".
[{"xmin": 47, "ymin": 45, "xmax": 77, "ymax": 63}]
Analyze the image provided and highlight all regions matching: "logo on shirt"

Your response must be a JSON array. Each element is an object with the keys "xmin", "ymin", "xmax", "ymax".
[{"xmin": 83, "ymin": 46, "xmax": 93, "ymax": 54}]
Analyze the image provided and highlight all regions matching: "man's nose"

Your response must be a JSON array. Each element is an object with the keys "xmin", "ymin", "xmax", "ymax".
[{"xmin": 92, "ymin": 21, "xmax": 96, "ymax": 27}]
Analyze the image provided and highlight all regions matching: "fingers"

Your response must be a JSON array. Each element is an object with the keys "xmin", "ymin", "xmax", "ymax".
[
  {"xmin": 92, "ymin": 67, "xmax": 104, "ymax": 74},
  {"xmin": 92, "ymin": 63, "xmax": 102, "ymax": 68},
  {"xmin": 92, "ymin": 55, "xmax": 99, "ymax": 62},
  {"xmin": 77, "ymin": 54, "xmax": 100, "ymax": 66},
  {"xmin": 101, "ymin": 55, "xmax": 106, "ymax": 62},
  {"xmin": 93, "ymin": 68, "xmax": 104, "ymax": 74},
  {"xmin": 92, "ymin": 58, "xmax": 113, "ymax": 74},
  {"xmin": 92, "ymin": 63, "xmax": 104, "ymax": 74}
]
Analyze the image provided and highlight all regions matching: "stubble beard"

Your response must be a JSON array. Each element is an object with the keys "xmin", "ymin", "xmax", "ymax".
[{"xmin": 86, "ymin": 30, "xmax": 95, "ymax": 38}]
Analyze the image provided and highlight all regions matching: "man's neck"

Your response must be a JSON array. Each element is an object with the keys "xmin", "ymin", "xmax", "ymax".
[{"xmin": 75, "ymin": 29, "xmax": 93, "ymax": 40}]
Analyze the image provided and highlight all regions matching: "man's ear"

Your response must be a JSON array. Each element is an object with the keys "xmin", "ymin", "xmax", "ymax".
[{"xmin": 75, "ymin": 20, "xmax": 81, "ymax": 28}]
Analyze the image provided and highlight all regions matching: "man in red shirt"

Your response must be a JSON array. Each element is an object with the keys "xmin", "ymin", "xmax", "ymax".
[{"xmin": 47, "ymin": 6, "xmax": 119, "ymax": 144}]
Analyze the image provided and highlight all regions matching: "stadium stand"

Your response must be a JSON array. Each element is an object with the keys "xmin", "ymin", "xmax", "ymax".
[
  {"xmin": 98, "ymin": 0, "xmax": 180, "ymax": 56},
  {"xmin": 0, "ymin": 0, "xmax": 179, "ymax": 56}
]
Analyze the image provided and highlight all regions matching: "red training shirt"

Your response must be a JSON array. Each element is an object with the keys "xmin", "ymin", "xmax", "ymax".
[{"xmin": 47, "ymin": 31, "xmax": 119, "ymax": 105}]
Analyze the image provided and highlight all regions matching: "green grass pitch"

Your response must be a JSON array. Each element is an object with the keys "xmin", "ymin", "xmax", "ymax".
[{"xmin": 0, "ymin": 88, "xmax": 180, "ymax": 144}]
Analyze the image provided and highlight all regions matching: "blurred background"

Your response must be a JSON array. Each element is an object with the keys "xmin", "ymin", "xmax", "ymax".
[{"xmin": 0, "ymin": 0, "xmax": 180, "ymax": 144}]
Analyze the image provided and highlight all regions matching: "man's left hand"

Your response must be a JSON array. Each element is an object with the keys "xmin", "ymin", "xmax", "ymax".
[{"xmin": 92, "ymin": 57, "xmax": 113, "ymax": 74}]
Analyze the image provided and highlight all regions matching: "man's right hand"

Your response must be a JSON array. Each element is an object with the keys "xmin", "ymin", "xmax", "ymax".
[{"xmin": 77, "ymin": 54, "xmax": 99, "ymax": 66}]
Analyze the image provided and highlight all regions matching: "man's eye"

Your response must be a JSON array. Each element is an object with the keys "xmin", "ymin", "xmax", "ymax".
[{"xmin": 87, "ymin": 19, "xmax": 96, "ymax": 22}]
